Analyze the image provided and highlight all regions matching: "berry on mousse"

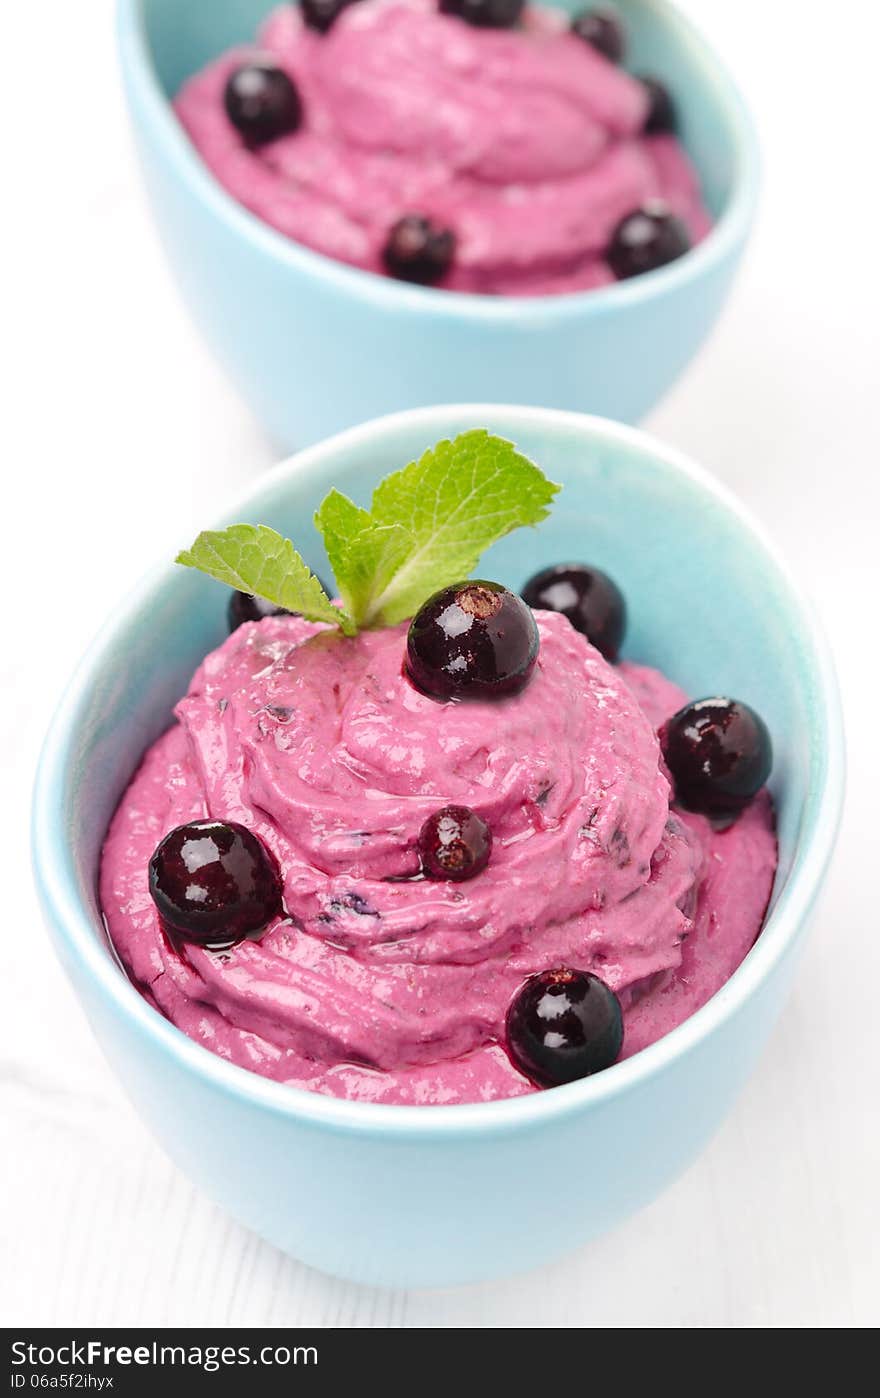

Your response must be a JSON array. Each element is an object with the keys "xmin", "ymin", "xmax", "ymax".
[
  {"xmin": 228, "ymin": 591, "xmax": 291, "ymax": 632},
  {"xmin": 506, "ymin": 969, "xmax": 624, "ymax": 1086},
  {"xmin": 640, "ymin": 76, "xmax": 678, "ymax": 134},
  {"xmin": 522, "ymin": 563, "xmax": 626, "ymax": 661},
  {"xmin": 570, "ymin": 6, "xmax": 626, "ymax": 64},
  {"xmin": 174, "ymin": 1, "xmax": 711, "ymax": 297},
  {"xmin": 406, "ymin": 581, "xmax": 540, "ymax": 700},
  {"xmin": 101, "ymin": 432, "xmax": 777, "ymax": 1106},
  {"xmin": 300, "ymin": 0, "xmax": 361, "ymax": 33},
  {"xmin": 659, "ymin": 698, "xmax": 773, "ymax": 818},
  {"xmin": 382, "ymin": 215, "xmax": 457, "ymax": 287},
  {"xmin": 223, "ymin": 60, "xmax": 302, "ymax": 145},
  {"xmin": 419, "ymin": 806, "xmax": 492, "ymax": 881},
  {"xmin": 438, "ymin": 0, "xmax": 525, "ymax": 28},
  {"xmin": 148, "ymin": 820, "xmax": 283, "ymax": 946},
  {"xmin": 606, "ymin": 203, "xmax": 691, "ymax": 280}
]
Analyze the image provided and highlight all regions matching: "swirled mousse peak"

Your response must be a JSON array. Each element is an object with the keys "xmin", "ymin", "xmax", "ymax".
[
  {"xmin": 101, "ymin": 434, "xmax": 777, "ymax": 1104},
  {"xmin": 174, "ymin": 0, "xmax": 712, "ymax": 294}
]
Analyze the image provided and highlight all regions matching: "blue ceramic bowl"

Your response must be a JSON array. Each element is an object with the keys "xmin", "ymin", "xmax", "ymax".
[
  {"xmin": 33, "ymin": 407, "xmax": 843, "ymax": 1288},
  {"xmin": 117, "ymin": 0, "xmax": 759, "ymax": 449}
]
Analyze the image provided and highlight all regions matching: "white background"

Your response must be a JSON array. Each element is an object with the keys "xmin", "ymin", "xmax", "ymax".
[{"xmin": 3, "ymin": 0, "xmax": 878, "ymax": 1328}]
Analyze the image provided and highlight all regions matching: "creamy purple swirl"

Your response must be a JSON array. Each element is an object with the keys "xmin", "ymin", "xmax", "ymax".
[
  {"xmin": 174, "ymin": 0, "xmax": 711, "ymax": 294},
  {"xmin": 100, "ymin": 613, "xmax": 776, "ymax": 1104}
]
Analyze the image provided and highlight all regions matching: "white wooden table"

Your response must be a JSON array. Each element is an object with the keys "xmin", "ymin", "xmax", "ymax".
[{"xmin": 3, "ymin": 0, "xmax": 877, "ymax": 1327}]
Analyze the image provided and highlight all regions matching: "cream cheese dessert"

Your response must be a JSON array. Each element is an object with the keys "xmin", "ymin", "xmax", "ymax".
[
  {"xmin": 100, "ymin": 580, "xmax": 776, "ymax": 1105},
  {"xmin": 174, "ymin": 0, "xmax": 711, "ymax": 294}
]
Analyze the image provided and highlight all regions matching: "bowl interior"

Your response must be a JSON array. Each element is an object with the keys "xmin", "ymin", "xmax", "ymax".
[
  {"xmin": 46, "ymin": 408, "xmax": 834, "ymax": 1043},
  {"xmin": 136, "ymin": 0, "xmax": 744, "ymax": 227}
]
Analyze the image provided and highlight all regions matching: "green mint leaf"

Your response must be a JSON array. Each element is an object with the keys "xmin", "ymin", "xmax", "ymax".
[
  {"xmin": 360, "ymin": 430, "xmax": 560, "ymax": 626},
  {"xmin": 315, "ymin": 489, "xmax": 413, "ymax": 627},
  {"xmin": 177, "ymin": 432, "xmax": 560, "ymax": 640},
  {"xmin": 176, "ymin": 524, "xmax": 355, "ymax": 635}
]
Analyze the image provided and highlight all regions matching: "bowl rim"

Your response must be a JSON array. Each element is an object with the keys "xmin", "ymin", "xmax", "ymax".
[
  {"xmin": 116, "ymin": 0, "xmax": 761, "ymax": 320},
  {"xmin": 32, "ymin": 405, "xmax": 845, "ymax": 1139}
]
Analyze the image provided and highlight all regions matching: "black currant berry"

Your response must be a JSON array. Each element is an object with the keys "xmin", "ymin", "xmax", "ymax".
[
  {"xmin": 300, "ymin": 0, "xmax": 360, "ymax": 33},
  {"xmin": 149, "ymin": 820, "xmax": 282, "ymax": 946},
  {"xmin": 224, "ymin": 61, "xmax": 303, "ymax": 145},
  {"xmin": 640, "ymin": 76, "xmax": 677, "ymax": 134},
  {"xmin": 659, "ymin": 697, "xmax": 773, "ymax": 817},
  {"xmin": 506, "ymin": 969, "xmax": 623, "ymax": 1087},
  {"xmin": 406, "ymin": 581, "xmax": 539, "ymax": 700},
  {"xmin": 438, "ymin": 0, "xmax": 524, "ymax": 29},
  {"xmin": 228, "ymin": 592, "xmax": 290, "ymax": 632},
  {"xmin": 382, "ymin": 215, "xmax": 456, "ymax": 286},
  {"xmin": 570, "ymin": 7, "xmax": 625, "ymax": 63},
  {"xmin": 419, "ymin": 806, "xmax": 492, "ymax": 881},
  {"xmin": 606, "ymin": 202, "xmax": 691, "ymax": 280},
  {"xmin": 521, "ymin": 563, "xmax": 625, "ymax": 661}
]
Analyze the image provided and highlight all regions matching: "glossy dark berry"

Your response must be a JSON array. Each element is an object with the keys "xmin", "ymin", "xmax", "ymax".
[
  {"xmin": 570, "ymin": 7, "xmax": 626, "ymax": 63},
  {"xmin": 521, "ymin": 563, "xmax": 625, "ymax": 661},
  {"xmin": 224, "ymin": 61, "xmax": 302, "ymax": 146},
  {"xmin": 506, "ymin": 969, "xmax": 623, "ymax": 1087},
  {"xmin": 438, "ymin": 0, "xmax": 525, "ymax": 28},
  {"xmin": 149, "ymin": 820, "xmax": 283, "ymax": 946},
  {"xmin": 406, "ymin": 581, "xmax": 539, "ymax": 701},
  {"xmin": 606, "ymin": 202, "xmax": 691, "ymax": 280},
  {"xmin": 640, "ymin": 76, "xmax": 677, "ymax": 134},
  {"xmin": 419, "ymin": 806, "xmax": 492, "ymax": 881},
  {"xmin": 228, "ymin": 592, "xmax": 290, "ymax": 632},
  {"xmin": 300, "ymin": 0, "xmax": 360, "ymax": 33},
  {"xmin": 659, "ymin": 697, "xmax": 773, "ymax": 817},
  {"xmin": 382, "ymin": 215, "xmax": 456, "ymax": 286}
]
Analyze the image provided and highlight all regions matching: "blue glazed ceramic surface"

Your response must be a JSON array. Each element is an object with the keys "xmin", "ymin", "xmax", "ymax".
[
  {"xmin": 33, "ymin": 407, "xmax": 843, "ymax": 1287},
  {"xmin": 117, "ymin": 0, "xmax": 760, "ymax": 448}
]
